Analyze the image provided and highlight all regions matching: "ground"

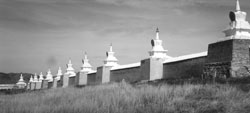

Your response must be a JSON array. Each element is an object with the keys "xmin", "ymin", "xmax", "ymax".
[{"xmin": 0, "ymin": 82, "xmax": 250, "ymax": 113}]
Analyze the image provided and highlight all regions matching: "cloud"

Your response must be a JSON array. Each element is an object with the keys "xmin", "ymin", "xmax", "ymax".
[{"xmin": 94, "ymin": 0, "xmax": 249, "ymax": 10}]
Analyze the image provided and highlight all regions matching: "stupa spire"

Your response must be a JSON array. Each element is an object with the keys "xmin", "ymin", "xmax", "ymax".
[
  {"xmin": 69, "ymin": 58, "xmax": 72, "ymax": 65},
  {"xmin": 236, "ymin": 0, "xmax": 240, "ymax": 11},
  {"xmin": 109, "ymin": 43, "xmax": 113, "ymax": 52},
  {"xmin": 57, "ymin": 67, "xmax": 62, "ymax": 76},
  {"xmin": 39, "ymin": 72, "xmax": 44, "ymax": 81},
  {"xmin": 156, "ymin": 27, "xmax": 159, "ymax": 40},
  {"xmin": 19, "ymin": 74, "xmax": 24, "ymax": 82},
  {"xmin": 33, "ymin": 73, "xmax": 38, "ymax": 82},
  {"xmin": 46, "ymin": 69, "xmax": 53, "ymax": 82},
  {"xmin": 66, "ymin": 58, "xmax": 74, "ymax": 71},
  {"xmin": 29, "ymin": 75, "xmax": 33, "ymax": 82},
  {"xmin": 84, "ymin": 52, "xmax": 88, "ymax": 60}
]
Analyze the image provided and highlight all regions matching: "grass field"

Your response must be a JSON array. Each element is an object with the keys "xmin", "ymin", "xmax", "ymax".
[{"xmin": 0, "ymin": 81, "xmax": 250, "ymax": 113}]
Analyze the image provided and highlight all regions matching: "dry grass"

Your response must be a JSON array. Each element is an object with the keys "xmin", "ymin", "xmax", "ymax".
[{"xmin": 0, "ymin": 82, "xmax": 250, "ymax": 113}]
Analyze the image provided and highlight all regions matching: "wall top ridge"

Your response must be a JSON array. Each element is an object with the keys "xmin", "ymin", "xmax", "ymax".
[
  {"xmin": 110, "ymin": 62, "xmax": 141, "ymax": 71},
  {"xmin": 164, "ymin": 51, "xmax": 207, "ymax": 64},
  {"xmin": 88, "ymin": 70, "xmax": 97, "ymax": 74}
]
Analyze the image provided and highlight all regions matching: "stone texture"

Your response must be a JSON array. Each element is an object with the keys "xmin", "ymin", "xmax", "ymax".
[{"xmin": 204, "ymin": 39, "xmax": 250, "ymax": 78}]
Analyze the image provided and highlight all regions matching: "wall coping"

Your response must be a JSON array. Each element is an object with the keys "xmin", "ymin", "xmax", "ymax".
[
  {"xmin": 111, "ymin": 62, "xmax": 141, "ymax": 71},
  {"xmin": 88, "ymin": 70, "xmax": 97, "ymax": 74},
  {"xmin": 164, "ymin": 51, "xmax": 207, "ymax": 64}
]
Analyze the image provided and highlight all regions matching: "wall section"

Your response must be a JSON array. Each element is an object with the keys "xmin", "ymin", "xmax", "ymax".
[
  {"xmin": 69, "ymin": 76, "xmax": 76, "ymax": 86},
  {"xmin": 163, "ymin": 56, "xmax": 207, "ymax": 79},
  {"xmin": 87, "ymin": 73, "xmax": 96, "ymax": 85},
  {"xmin": 110, "ymin": 66, "xmax": 141, "ymax": 83}
]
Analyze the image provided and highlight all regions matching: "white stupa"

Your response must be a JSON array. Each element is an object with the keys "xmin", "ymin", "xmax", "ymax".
[
  {"xmin": 16, "ymin": 74, "xmax": 26, "ymax": 86},
  {"xmin": 29, "ymin": 75, "xmax": 34, "ymax": 83},
  {"xmin": 65, "ymin": 59, "xmax": 76, "ymax": 77},
  {"xmin": 56, "ymin": 67, "xmax": 63, "ymax": 80},
  {"xmin": 223, "ymin": 0, "xmax": 250, "ymax": 39},
  {"xmin": 80, "ymin": 52, "xmax": 93, "ymax": 73},
  {"xmin": 39, "ymin": 72, "xmax": 44, "ymax": 82},
  {"xmin": 33, "ymin": 73, "xmax": 38, "ymax": 82},
  {"xmin": 45, "ymin": 69, "xmax": 53, "ymax": 82},
  {"xmin": 149, "ymin": 28, "xmax": 171, "ymax": 59},
  {"xmin": 104, "ymin": 44, "xmax": 119, "ymax": 67}
]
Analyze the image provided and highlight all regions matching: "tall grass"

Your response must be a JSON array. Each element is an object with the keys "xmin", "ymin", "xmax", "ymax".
[{"xmin": 0, "ymin": 82, "xmax": 250, "ymax": 113}]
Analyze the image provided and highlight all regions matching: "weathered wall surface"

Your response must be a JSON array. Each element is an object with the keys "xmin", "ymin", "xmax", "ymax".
[
  {"xmin": 231, "ymin": 39, "xmax": 250, "ymax": 77},
  {"xmin": 140, "ymin": 59, "xmax": 150, "ymax": 80},
  {"xmin": 57, "ymin": 78, "xmax": 62, "ymax": 88},
  {"xmin": 48, "ymin": 82, "xmax": 53, "ymax": 88},
  {"xmin": 204, "ymin": 39, "xmax": 250, "ymax": 78},
  {"xmin": 207, "ymin": 40, "xmax": 233, "ymax": 63},
  {"xmin": 87, "ymin": 73, "xmax": 96, "ymax": 85},
  {"xmin": 69, "ymin": 76, "xmax": 76, "ymax": 86},
  {"xmin": 163, "ymin": 56, "xmax": 207, "ymax": 79},
  {"xmin": 110, "ymin": 66, "xmax": 141, "ymax": 83}
]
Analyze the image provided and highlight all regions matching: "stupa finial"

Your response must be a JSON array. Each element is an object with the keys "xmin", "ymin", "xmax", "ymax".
[
  {"xmin": 156, "ymin": 28, "xmax": 159, "ymax": 40},
  {"xmin": 156, "ymin": 27, "xmax": 159, "ymax": 33},
  {"xmin": 84, "ymin": 52, "xmax": 88, "ymax": 59},
  {"xmin": 236, "ymin": 0, "xmax": 241, "ymax": 11},
  {"xmin": 69, "ymin": 58, "xmax": 72, "ymax": 64},
  {"xmin": 109, "ymin": 43, "xmax": 113, "ymax": 52}
]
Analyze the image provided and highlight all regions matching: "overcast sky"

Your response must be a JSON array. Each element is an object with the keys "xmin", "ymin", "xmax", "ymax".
[{"xmin": 0, "ymin": 0, "xmax": 250, "ymax": 74}]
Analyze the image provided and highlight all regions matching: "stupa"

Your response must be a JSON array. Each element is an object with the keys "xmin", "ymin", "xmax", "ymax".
[
  {"xmin": 65, "ymin": 59, "xmax": 76, "ymax": 77},
  {"xmin": 104, "ymin": 44, "xmax": 119, "ymax": 67},
  {"xmin": 149, "ymin": 28, "xmax": 171, "ymax": 59},
  {"xmin": 16, "ymin": 74, "xmax": 26, "ymax": 87},
  {"xmin": 80, "ymin": 52, "xmax": 93, "ymax": 73}
]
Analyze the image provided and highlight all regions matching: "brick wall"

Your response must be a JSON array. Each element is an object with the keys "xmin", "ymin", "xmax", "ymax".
[
  {"xmin": 163, "ymin": 56, "xmax": 207, "ymax": 79},
  {"xmin": 69, "ymin": 76, "xmax": 76, "ymax": 86},
  {"xmin": 140, "ymin": 59, "xmax": 150, "ymax": 80},
  {"xmin": 48, "ymin": 82, "xmax": 53, "ymax": 88},
  {"xmin": 204, "ymin": 39, "xmax": 250, "ymax": 78},
  {"xmin": 87, "ymin": 73, "xmax": 96, "ymax": 85},
  {"xmin": 110, "ymin": 66, "xmax": 141, "ymax": 83}
]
